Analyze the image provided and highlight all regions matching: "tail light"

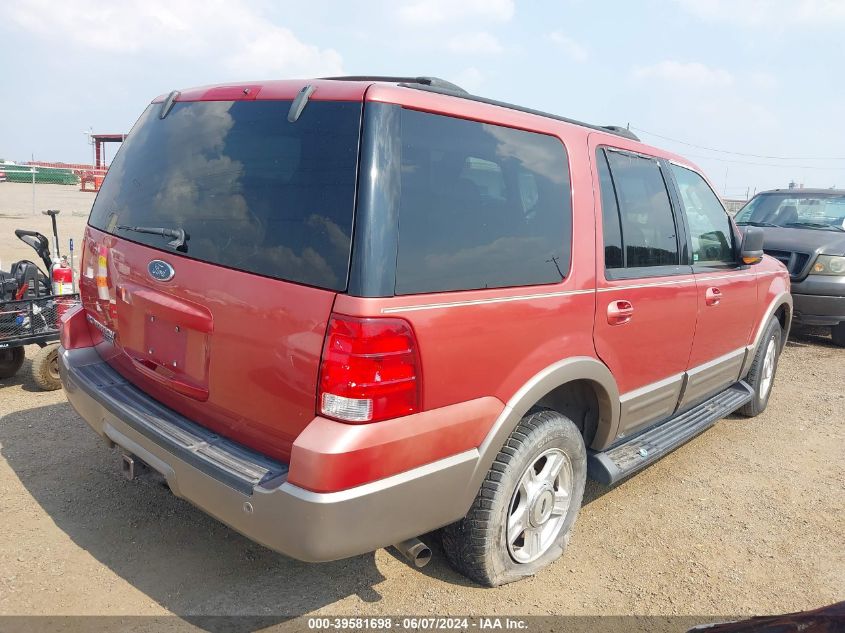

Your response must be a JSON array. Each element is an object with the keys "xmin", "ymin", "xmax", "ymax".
[
  {"xmin": 60, "ymin": 304, "xmax": 94, "ymax": 350},
  {"xmin": 318, "ymin": 314, "xmax": 421, "ymax": 423},
  {"xmin": 96, "ymin": 244, "xmax": 110, "ymax": 301}
]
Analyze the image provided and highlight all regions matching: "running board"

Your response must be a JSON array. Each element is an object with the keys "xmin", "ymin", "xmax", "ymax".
[{"xmin": 588, "ymin": 381, "xmax": 754, "ymax": 485}]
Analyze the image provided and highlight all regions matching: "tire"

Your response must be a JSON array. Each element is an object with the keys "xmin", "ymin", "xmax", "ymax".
[
  {"xmin": 739, "ymin": 316, "xmax": 783, "ymax": 417},
  {"xmin": 0, "ymin": 346, "xmax": 25, "ymax": 379},
  {"xmin": 832, "ymin": 322, "xmax": 845, "ymax": 347},
  {"xmin": 32, "ymin": 343, "xmax": 61, "ymax": 391},
  {"xmin": 441, "ymin": 408, "xmax": 587, "ymax": 587}
]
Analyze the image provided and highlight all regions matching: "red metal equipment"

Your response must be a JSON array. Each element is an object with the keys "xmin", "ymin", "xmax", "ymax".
[{"xmin": 80, "ymin": 133, "xmax": 125, "ymax": 192}]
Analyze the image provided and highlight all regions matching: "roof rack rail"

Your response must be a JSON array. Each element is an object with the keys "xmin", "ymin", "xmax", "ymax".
[
  {"xmin": 322, "ymin": 76, "xmax": 641, "ymax": 142},
  {"xmin": 601, "ymin": 125, "xmax": 639, "ymax": 141},
  {"xmin": 404, "ymin": 83, "xmax": 641, "ymax": 141},
  {"xmin": 322, "ymin": 76, "xmax": 467, "ymax": 94}
]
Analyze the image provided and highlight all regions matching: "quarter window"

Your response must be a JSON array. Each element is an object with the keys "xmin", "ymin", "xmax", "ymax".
[
  {"xmin": 671, "ymin": 165, "xmax": 734, "ymax": 265},
  {"xmin": 394, "ymin": 109, "xmax": 572, "ymax": 295}
]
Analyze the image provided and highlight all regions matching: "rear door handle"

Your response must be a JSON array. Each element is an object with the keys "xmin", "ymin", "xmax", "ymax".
[
  {"xmin": 705, "ymin": 287, "xmax": 722, "ymax": 306},
  {"xmin": 607, "ymin": 300, "xmax": 634, "ymax": 325}
]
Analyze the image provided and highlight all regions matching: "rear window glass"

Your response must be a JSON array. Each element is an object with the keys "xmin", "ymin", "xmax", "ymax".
[
  {"xmin": 395, "ymin": 109, "xmax": 572, "ymax": 295},
  {"xmin": 597, "ymin": 149, "xmax": 623, "ymax": 269},
  {"xmin": 89, "ymin": 100, "xmax": 361, "ymax": 291},
  {"xmin": 604, "ymin": 150, "xmax": 679, "ymax": 268}
]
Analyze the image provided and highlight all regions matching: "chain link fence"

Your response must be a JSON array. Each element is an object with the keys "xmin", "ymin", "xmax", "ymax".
[
  {"xmin": 0, "ymin": 161, "xmax": 104, "ymax": 219},
  {"xmin": 0, "ymin": 161, "xmax": 98, "ymax": 288}
]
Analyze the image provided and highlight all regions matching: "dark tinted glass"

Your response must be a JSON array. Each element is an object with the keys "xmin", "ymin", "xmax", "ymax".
[
  {"xmin": 605, "ymin": 151, "xmax": 678, "ymax": 267},
  {"xmin": 597, "ymin": 150, "xmax": 623, "ymax": 269},
  {"xmin": 395, "ymin": 109, "xmax": 571, "ymax": 295},
  {"xmin": 671, "ymin": 165, "xmax": 734, "ymax": 264},
  {"xmin": 89, "ymin": 100, "xmax": 361, "ymax": 290}
]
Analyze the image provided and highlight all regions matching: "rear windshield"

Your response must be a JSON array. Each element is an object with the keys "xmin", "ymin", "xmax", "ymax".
[{"xmin": 89, "ymin": 100, "xmax": 362, "ymax": 290}]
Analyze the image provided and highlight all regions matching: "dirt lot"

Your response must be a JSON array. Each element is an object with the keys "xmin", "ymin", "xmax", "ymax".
[{"xmin": 0, "ymin": 186, "xmax": 843, "ymax": 627}]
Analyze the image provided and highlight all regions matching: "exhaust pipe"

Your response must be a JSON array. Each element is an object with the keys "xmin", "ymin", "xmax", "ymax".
[{"xmin": 392, "ymin": 538, "xmax": 432, "ymax": 568}]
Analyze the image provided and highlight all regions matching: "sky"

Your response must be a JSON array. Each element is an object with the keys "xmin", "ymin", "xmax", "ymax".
[{"xmin": 1, "ymin": 0, "xmax": 843, "ymax": 197}]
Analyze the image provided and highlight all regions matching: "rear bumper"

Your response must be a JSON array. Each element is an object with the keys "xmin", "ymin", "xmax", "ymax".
[
  {"xmin": 59, "ymin": 346, "xmax": 478, "ymax": 562},
  {"xmin": 791, "ymin": 276, "xmax": 845, "ymax": 326}
]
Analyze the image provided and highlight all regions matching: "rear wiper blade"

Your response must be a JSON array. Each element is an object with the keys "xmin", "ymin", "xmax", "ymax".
[
  {"xmin": 736, "ymin": 220, "xmax": 779, "ymax": 227},
  {"xmin": 784, "ymin": 221, "xmax": 845, "ymax": 232},
  {"xmin": 117, "ymin": 225, "xmax": 189, "ymax": 249}
]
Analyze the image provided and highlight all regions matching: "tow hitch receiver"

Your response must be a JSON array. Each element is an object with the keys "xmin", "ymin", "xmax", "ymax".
[{"xmin": 121, "ymin": 453, "xmax": 146, "ymax": 481}]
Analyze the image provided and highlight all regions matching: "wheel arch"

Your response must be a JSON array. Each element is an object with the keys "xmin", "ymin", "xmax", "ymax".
[
  {"xmin": 773, "ymin": 301, "xmax": 792, "ymax": 350},
  {"xmin": 741, "ymin": 292, "xmax": 793, "ymax": 378},
  {"xmin": 461, "ymin": 357, "xmax": 619, "ymax": 511}
]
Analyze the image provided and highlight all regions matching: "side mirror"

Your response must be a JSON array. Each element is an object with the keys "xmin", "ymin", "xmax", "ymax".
[{"xmin": 739, "ymin": 226, "xmax": 765, "ymax": 265}]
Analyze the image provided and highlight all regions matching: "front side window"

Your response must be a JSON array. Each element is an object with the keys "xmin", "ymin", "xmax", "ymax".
[
  {"xmin": 671, "ymin": 165, "xmax": 734, "ymax": 265},
  {"xmin": 394, "ymin": 109, "xmax": 572, "ymax": 295},
  {"xmin": 604, "ymin": 150, "xmax": 679, "ymax": 268}
]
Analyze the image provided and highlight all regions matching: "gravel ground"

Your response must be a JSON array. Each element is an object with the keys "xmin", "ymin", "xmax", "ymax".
[
  {"xmin": 0, "ymin": 187, "xmax": 843, "ymax": 629},
  {"xmin": 0, "ymin": 331, "xmax": 842, "ymax": 626},
  {"xmin": 0, "ymin": 182, "xmax": 95, "ymax": 221}
]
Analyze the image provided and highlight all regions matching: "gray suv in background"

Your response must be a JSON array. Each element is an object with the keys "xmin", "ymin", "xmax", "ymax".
[{"xmin": 735, "ymin": 189, "xmax": 845, "ymax": 345}]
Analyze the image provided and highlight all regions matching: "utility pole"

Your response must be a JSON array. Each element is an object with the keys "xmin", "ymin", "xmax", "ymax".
[
  {"xmin": 83, "ymin": 127, "xmax": 94, "ymax": 166},
  {"xmin": 31, "ymin": 152, "xmax": 35, "ymax": 216}
]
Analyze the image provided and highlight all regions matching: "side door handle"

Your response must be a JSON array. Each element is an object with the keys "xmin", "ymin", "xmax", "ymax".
[
  {"xmin": 607, "ymin": 299, "xmax": 634, "ymax": 325},
  {"xmin": 705, "ymin": 287, "xmax": 722, "ymax": 306}
]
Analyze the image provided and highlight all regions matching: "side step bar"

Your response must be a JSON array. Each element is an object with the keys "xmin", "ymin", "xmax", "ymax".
[{"xmin": 588, "ymin": 381, "xmax": 754, "ymax": 485}]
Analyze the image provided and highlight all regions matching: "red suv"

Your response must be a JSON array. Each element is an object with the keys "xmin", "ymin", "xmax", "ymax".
[{"xmin": 59, "ymin": 76, "xmax": 792, "ymax": 586}]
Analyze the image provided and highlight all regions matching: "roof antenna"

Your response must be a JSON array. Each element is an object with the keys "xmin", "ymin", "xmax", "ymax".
[
  {"xmin": 160, "ymin": 90, "xmax": 180, "ymax": 119},
  {"xmin": 288, "ymin": 84, "xmax": 316, "ymax": 123}
]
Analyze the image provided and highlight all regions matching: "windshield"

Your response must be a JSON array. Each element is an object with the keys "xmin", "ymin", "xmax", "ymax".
[
  {"xmin": 89, "ymin": 99, "xmax": 362, "ymax": 290},
  {"xmin": 735, "ymin": 192, "xmax": 845, "ymax": 231}
]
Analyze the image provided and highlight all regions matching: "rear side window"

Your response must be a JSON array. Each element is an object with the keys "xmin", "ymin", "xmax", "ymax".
[
  {"xmin": 89, "ymin": 100, "xmax": 361, "ymax": 291},
  {"xmin": 597, "ymin": 150, "xmax": 623, "ymax": 269},
  {"xmin": 602, "ymin": 150, "xmax": 679, "ymax": 268},
  {"xmin": 395, "ymin": 109, "xmax": 572, "ymax": 295},
  {"xmin": 671, "ymin": 165, "xmax": 734, "ymax": 265}
]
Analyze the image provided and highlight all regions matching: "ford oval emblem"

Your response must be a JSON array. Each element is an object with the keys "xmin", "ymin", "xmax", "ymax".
[{"xmin": 148, "ymin": 259, "xmax": 175, "ymax": 282}]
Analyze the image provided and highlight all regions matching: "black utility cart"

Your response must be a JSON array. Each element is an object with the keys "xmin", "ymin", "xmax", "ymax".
[{"xmin": 1, "ymin": 211, "xmax": 80, "ymax": 390}]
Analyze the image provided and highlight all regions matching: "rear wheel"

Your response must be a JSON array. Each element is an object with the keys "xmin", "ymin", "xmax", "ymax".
[
  {"xmin": 832, "ymin": 322, "xmax": 845, "ymax": 347},
  {"xmin": 32, "ymin": 343, "xmax": 61, "ymax": 391},
  {"xmin": 0, "ymin": 346, "xmax": 25, "ymax": 379},
  {"xmin": 441, "ymin": 409, "xmax": 586, "ymax": 586},
  {"xmin": 739, "ymin": 316, "xmax": 782, "ymax": 417}
]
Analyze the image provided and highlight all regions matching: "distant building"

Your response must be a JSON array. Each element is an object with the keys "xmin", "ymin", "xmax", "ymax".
[{"xmin": 722, "ymin": 198, "xmax": 747, "ymax": 215}]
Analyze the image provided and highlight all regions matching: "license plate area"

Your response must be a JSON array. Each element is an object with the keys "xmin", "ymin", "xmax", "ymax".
[
  {"xmin": 134, "ymin": 312, "xmax": 210, "ymax": 391},
  {"xmin": 117, "ymin": 283, "xmax": 212, "ymax": 397},
  {"xmin": 144, "ymin": 314, "xmax": 188, "ymax": 372}
]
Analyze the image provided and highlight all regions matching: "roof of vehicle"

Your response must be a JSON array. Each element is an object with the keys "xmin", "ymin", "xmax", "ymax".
[
  {"xmin": 755, "ymin": 188, "xmax": 845, "ymax": 195},
  {"xmin": 154, "ymin": 76, "xmax": 641, "ymax": 142}
]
